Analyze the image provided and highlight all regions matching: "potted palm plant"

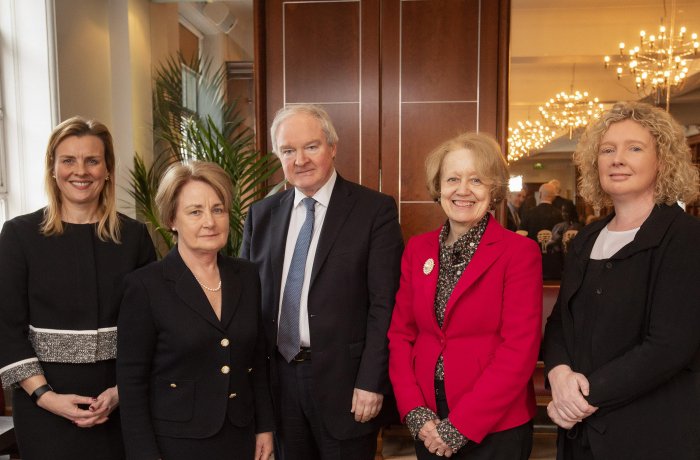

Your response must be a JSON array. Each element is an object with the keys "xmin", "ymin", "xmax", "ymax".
[{"xmin": 126, "ymin": 53, "xmax": 283, "ymax": 257}]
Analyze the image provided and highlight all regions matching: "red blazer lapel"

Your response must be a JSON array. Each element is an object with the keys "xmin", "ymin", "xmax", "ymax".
[
  {"xmin": 443, "ymin": 217, "xmax": 507, "ymax": 327},
  {"xmin": 416, "ymin": 228, "xmax": 442, "ymax": 334}
]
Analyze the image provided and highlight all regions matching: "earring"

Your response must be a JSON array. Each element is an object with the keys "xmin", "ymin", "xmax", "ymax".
[
  {"xmin": 172, "ymin": 227, "xmax": 176, "ymax": 232},
  {"xmin": 52, "ymin": 174, "xmax": 56, "ymax": 179},
  {"xmin": 105, "ymin": 175, "xmax": 109, "ymax": 181}
]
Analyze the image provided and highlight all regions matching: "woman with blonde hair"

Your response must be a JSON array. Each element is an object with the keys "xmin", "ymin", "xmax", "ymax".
[
  {"xmin": 0, "ymin": 116, "xmax": 156, "ymax": 459},
  {"xmin": 388, "ymin": 133, "xmax": 542, "ymax": 458},
  {"xmin": 544, "ymin": 101, "xmax": 700, "ymax": 460}
]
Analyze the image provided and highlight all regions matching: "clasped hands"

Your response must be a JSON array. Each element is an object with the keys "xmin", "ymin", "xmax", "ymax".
[
  {"xmin": 547, "ymin": 365, "xmax": 598, "ymax": 430},
  {"xmin": 38, "ymin": 385, "xmax": 119, "ymax": 428},
  {"xmin": 418, "ymin": 419, "xmax": 454, "ymax": 457}
]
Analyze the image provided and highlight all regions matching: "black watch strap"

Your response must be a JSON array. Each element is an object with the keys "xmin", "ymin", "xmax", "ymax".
[{"xmin": 30, "ymin": 384, "xmax": 54, "ymax": 404}]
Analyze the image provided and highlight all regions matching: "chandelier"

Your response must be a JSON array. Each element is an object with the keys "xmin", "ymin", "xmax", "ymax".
[
  {"xmin": 605, "ymin": 24, "xmax": 698, "ymax": 109},
  {"xmin": 538, "ymin": 91, "xmax": 605, "ymax": 139},
  {"xmin": 507, "ymin": 121, "xmax": 557, "ymax": 163}
]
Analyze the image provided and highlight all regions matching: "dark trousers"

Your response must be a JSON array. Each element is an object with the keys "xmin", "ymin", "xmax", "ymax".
[
  {"xmin": 274, "ymin": 353, "xmax": 378, "ymax": 460},
  {"xmin": 415, "ymin": 380, "xmax": 533, "ymax": 460}
]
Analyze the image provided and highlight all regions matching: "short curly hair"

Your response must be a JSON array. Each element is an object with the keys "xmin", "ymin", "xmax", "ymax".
[
  {"xmin": 573, "ymin": 101, "xmax": 699, "ymax": 209},
  {"xmin": 425, "ymin": 132, "xmax": 510, "ymax": 207}
]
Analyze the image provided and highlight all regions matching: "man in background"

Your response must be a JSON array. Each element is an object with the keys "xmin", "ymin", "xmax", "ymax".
[
  {"xmin": 549, "ymin": 179, "xmax": 579, "ymax": 225},
  {"xmin": 519, "ymin": 183, "xmax": 563, "ymax": 241},
  {"xmin": 506, "ymin": 185, "xmax": 527, "ymax": 232}
]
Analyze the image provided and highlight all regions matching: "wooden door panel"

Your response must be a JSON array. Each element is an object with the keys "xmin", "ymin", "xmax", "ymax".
[
  {"xmin": 401, "ymin": 0, "xmax": 480, "ymax": 103},
  {"xmin": 284, "ymin": 2, "xmax": 360, "ymax": 103}
]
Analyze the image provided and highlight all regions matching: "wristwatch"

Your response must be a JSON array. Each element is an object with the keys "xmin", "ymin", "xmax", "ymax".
[{"xmin": 30, "ymin": 384, "xmax": 54, "ymax": 404}]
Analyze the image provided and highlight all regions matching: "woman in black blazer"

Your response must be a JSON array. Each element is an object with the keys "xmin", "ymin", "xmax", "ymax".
[
  {"xmin": 544, "ymin": 101, "xmax": 700, "ymax": 460},
  {"xmin": 0, "ymin": 117, "xmax": 156, "ymax": 460},
  {"xmin": 117, "ymin": 161, "xmax": 274, "ymax": 460}
]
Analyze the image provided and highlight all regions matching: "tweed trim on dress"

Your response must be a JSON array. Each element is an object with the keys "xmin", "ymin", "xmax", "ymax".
[
  {"xmin": 0, "ymin": 358, "xmax": 44, "ymax": 389},
  {"xmin": 28, "ymin": 326, "xmax": 117, "ymax": 363}
]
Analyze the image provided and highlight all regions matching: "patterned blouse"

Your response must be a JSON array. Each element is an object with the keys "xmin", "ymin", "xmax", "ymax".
[{"xmin": 404, "ymin": 214, "xmax": 489, "ymax": 451}]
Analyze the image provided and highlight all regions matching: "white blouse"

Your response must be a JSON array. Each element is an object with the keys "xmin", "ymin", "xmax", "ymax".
[{"xmin": 590, "ymin": 225, "xmax": 640, "ymax": 260}]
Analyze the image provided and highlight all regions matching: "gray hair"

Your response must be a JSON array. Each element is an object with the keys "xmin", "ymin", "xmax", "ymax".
[{"xmin": 270, "ymin": 104, "xmax": 339, "ymax": 154}]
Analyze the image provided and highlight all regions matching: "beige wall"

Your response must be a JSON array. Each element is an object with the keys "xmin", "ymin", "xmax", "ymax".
[
  {"xmin": 55, "ymin": 0, "xmax": 114, "ymax": 126},
  {"xmin": 54, "ymin": 0, "xmax": 155, "ymax": 217}
]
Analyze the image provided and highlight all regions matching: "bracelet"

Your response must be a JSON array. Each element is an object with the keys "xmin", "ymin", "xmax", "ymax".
[{"xmin": 30, "ymin": 384, "xmax": 54, "ymax": 405}]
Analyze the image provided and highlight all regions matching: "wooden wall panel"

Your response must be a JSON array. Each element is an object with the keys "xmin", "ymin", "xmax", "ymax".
[
  {"xmin": 265, "ymin": 0, "xmax": 380, "ymax": 190},
  {"xmin": 400, "ymin": 203, "xmax": 447, "ymax": 242},
  {"xmin": 323, "ymin": 103, "xmax": 360, "ymax": 184},
  {"xmin": 284, "ymin": 3, "xmax": 360, "ymax": 103},
  {"xmin": 401, "ymin": 0, "xmax": 480, "ymax": 102}
]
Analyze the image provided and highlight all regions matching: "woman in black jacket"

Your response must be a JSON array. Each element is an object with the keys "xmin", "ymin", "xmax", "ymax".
[
  {"xmin": 0, "ymin": 117, "xmax": 156, "ymax": 460},
  {"xmin": 117, "ymin": 161, "xmax": 274, "ymax": 460},
  {"xmin": 543, "ymin": 101, "xmax": 700, "ymax": 460}
]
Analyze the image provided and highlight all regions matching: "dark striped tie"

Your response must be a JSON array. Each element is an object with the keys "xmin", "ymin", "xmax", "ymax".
[{"xmin": 278, "ymin": 197, "xmax": 316, "ymax": 362}]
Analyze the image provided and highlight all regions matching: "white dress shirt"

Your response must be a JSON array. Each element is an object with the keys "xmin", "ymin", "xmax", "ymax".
[{"xmin": 277, "ymin": 170, "xmax": 337, "ymax": 347}]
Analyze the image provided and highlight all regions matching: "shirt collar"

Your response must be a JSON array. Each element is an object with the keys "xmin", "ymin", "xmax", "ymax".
[{"xmin": 293, "ymin": 169, "xmax": 337, "ymax": 209}]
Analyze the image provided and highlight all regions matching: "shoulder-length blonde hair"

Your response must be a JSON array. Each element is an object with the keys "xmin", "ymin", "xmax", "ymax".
[
  {"xmin": 425, "ymin": 132, "xmax": 510, "ymax": 207},
  {"xmin": 42, "ymin": 116, "xmax": 121, "ymax": 242},
  {"xmin": 574, "ymin": 101, "xmax": 699, "ymax": 209}
]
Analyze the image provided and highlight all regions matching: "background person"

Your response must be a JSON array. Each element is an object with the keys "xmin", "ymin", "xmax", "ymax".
[
  {"xmin": 506, "ymin": 185, "xmax": 527, "ymax": 232},
  {"xmin": 388, "ymin": 133, "xmax": 542, "ymax": 459},
  {"xmin": 241, "ymin": 104, "xmax": 404, "ymax": 460},
  {"xmin": 519, "ymin": 183, "xmax": 564, "ymax": 240},
  {"xmin": 117, "ymin": 161, "xmax": 274, "ymax": 460},
  {"xmin": 549, "ymin": 180, "xmax": 579, "ymax": 226},
  {"xmin": 544, "ymin": 101, "xmax": 700, "ymax": 460},
  {"xmin": 0, "ymin": 116, "xmax": 156, "ymax": 460}
]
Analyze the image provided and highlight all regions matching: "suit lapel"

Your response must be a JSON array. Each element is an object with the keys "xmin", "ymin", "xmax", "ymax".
[
  {"xmin": 164, "ymin": 247, "xmax": 225, "ymax": 332},
  {"xmin": 442, "ymin": 218, "xmax": 507, "ymax": 326},
  {"xmin": 417, "ymin": 229, "xmax": 442, "ymax": 334},
  {"xmin": 310, "ymin": 176, "xmax": 356, "ymax": 287},
  {"xmin": 219, "ymin": 254, "xmax": 242, "ymax": 329},
  {"xmin": 269, "ymin": 190, "xmax": 294, "ymax": 322}
]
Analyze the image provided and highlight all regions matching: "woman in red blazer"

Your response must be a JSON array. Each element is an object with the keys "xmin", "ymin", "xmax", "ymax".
[{"xmin": 388, "ymin": 133, "xmax": 543, "ymax": 459}]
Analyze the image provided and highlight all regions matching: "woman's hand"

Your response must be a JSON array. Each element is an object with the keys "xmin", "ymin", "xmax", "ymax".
[
  {"xmin": 548, "ymin": 365, "xmax": 598, "ymax": 426},
  {"xmin": 85, "ymin": 385, "xmax": 119, "ymax": 427},
  {"xmin": 254, "ymin": 432, "xmax": 273, "ymax": 460},
  {"xmin": 419, "ymin": 419, "xmax": 454, "ymax": 457},
  {"xmin": 547, "ymin": 401, "xmax": 576, "ymax": 429},
  {"xmin": 37, "ymin": 392, "xmax": 110, "ymax": 427}
]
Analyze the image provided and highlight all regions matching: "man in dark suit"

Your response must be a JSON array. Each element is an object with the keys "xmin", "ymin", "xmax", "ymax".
[
  {"xmin": 240, "ymin": 105, "xmax": 404, "ymax": 460},
  {"xmin": 549, "ymin": 179, "xmax": 579, "ymax": 225},
  {"xmin": 519, "ymin": 183, "xmax": 564, "ymax": 241},
  {"xmin": 506, "ymin": 185, "xmax": 527, "ymax": 232}
]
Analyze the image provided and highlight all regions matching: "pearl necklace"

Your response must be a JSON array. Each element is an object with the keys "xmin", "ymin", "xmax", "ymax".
[{"xmin": 193, "ymin": 274, "xmax": 222, "ymax": 292}]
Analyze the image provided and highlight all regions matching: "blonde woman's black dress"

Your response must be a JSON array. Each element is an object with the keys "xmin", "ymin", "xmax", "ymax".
[{"xmin": 0, "ymin": 209, "xmax": 156, "ymax": 460}]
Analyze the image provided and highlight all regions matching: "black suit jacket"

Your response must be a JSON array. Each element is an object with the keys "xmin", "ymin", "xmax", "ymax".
[
  {"xmin": 240, "ymin": 174, "xmax": 404, "ymax": 440},
  {"xmin": 519, "ymin": 203, "xmax": 564, "ymax": 240},
  {"xmin": 552, "ymin": 195, "xmax": 579, "ymax": 225},
  {"xmin": 117, "ymin": 247, "xmax": 274, "ymax": 460},
  {"xmin": 543, "ymin": 204, "xmax": 700, "ymax": 460},
  {"xmin": 506, "ymin": 203, "xmax": 520, "ymax": 232}
]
